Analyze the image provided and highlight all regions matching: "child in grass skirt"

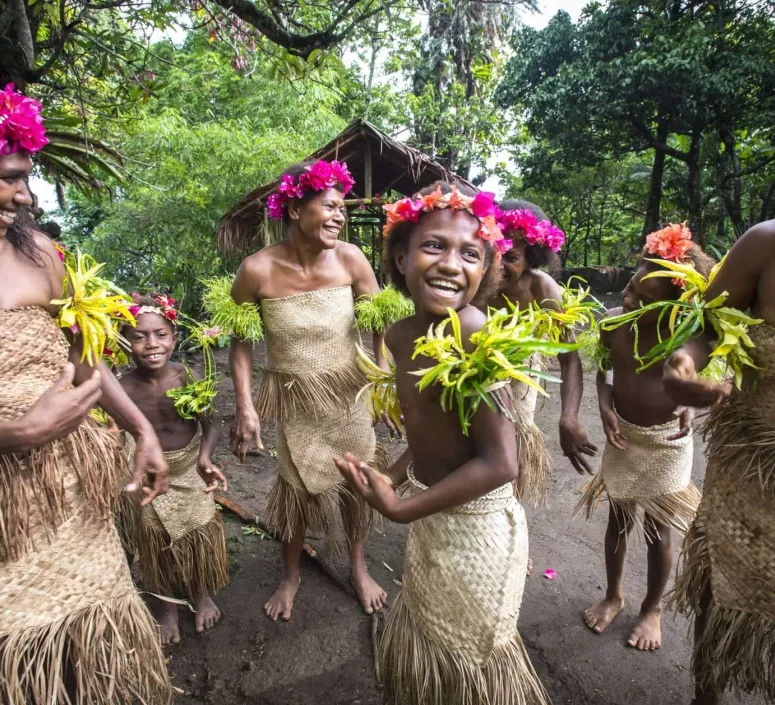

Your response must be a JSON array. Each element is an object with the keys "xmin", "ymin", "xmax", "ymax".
[
  {"xmin": 120, "ymin": 295, "xmax": 229, "ymax": 645},
  {"xmin": 336, "ymin": 182, "xmax": 550, "ymax": 705},
  {"xmin": 578, "ymin": 224, "xmax": 715, "ymax": 652}
]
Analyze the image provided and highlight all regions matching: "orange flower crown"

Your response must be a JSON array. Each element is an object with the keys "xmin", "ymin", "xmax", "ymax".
[
  {"xmin": 382, "ymin": 186, "xmax": 509, "ymax": 252},
  {"xmin": 644, "ymin": 222, "xmax": 694, "ymax": 288}
]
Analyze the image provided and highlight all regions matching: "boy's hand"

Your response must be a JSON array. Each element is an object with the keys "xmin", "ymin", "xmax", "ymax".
[
  {"xmin": 668, "ymin": 406, "xmax": 695, "ymax": 440},
  {"xmin": 600, "ymin": 407, "xmax": 627, "ymax": 450},
  {"xmin": 663, "ymin": 350, "xmax": 732, "ymax": 408},
  {"xmin": 559, "ymin": 419, "xmax": 598, "ymax": 474},
  {"xmin": 197, "ymin": 455, "xmax": 228, "ymax": 493},
  {"xmin": 334, "ymin": 452, "xmax": 404, "ymax": 523}
]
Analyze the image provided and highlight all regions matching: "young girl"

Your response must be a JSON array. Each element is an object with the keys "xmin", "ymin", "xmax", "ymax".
[
  {"xmin": 336, "ymin": 182, "xmax": 549, "ymax": 705},
  {"xmin": 120, "ymin": 295, "xmax": 228, "ymax": 645},
  {"xmin": 486, "ymin": 198, "xmax": 595, "ymax": 501},
  {"xmin": 579, "ymin": 224, "xmax": 714, "ymax": 652}
]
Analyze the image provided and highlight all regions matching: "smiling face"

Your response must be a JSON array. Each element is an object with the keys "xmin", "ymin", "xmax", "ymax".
[
  {"xmin": 395, "ymin": 208, "xmax": 487, "ymax": 316},
  {"xmin": 288, "ymin": 188, "xmax": 346, "ymax": 249},
  {"xmin": 501, "ymin": 238, "xmax": 528, "ymax": 282},
  {"xmin": 127, "ymin": 311, "xmax": 177, "ymax": 372},
  {"xmin": 622, "ymin": 265, "xmax": 678, "ymax": 321},
  {"xmin": 0, "ymin": 152, "xmax": 33, "ymax": 238}
]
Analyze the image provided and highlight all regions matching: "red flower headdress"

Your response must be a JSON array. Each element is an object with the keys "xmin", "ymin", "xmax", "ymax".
[
  {"xmin": 266, "ymin": 160, "xmax": 355, "ymax": 220},
  {"xmin": 129, "ymin": 292, "xmax": 178, "ymax": 322},
  {"xmin": 497, "ymin": 209, "xmax": 566, "ymax": 254},
  {"xmin": 382, "ymin": 187, "xmax": 511, "ymax": 252},
  {"xmin": 0, "ymin": 84, "xmax": 48, "ymax": 155}
]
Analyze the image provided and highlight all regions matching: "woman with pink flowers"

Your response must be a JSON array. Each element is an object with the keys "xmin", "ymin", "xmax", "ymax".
[
  {"xmin": 485, "ymin": 199, "xmax": 596, "ymax": 504},
  {"xmin": 225, "ymin": 159, "xmax": 396, "ymax": 621}
]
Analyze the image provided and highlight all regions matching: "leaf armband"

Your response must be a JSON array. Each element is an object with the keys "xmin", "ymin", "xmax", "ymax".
[
  {"xmin": 354, "ymin": 285, "xmax": 415, "ymax": 333},
  {"xmin": 202, "ymin": 277, "xmax": 263, "ymax": 343},
  {"xmin": 356, "ymin": 345, "xmax": 403, "ymax": 435}
]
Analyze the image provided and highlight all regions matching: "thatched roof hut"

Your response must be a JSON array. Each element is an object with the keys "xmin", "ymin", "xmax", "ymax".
[{"xmin": 217, "ymin": 119, "xmax": 476, "ymax": 256}]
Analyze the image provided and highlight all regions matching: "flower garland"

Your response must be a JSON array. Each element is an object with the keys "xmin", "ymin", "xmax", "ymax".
[
  {"xmin": 266, "ymin": 159, "xmax": 355, "ymax": 220},
  {"xmin": 381, "ymin": 187, "xmax": 566, "ymax": 255},
  {"xmin": 129, "ymin": 292, "xmax": 178, "ymax": 323},
  {"xmin": 497, "ymin": 208, "xmax": 565, "ymax": 253},
  {"xmin": 0, "ymin": 83, "xmax": 48, "ymax": 155}
]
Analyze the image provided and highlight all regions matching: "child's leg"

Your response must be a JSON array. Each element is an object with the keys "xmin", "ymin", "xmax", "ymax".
[
  {"xmin": 193, "ymin": 592, "xmax": 221, "ymax": 633},
  {"xmin": 156, "ymin": 598, "xmax": 181, "ymax": 645},
  {"xmin": 264, "ymin": 523, "xmax": 305, "ymax": 622},
  {"xmin": 691, "ymin": 583, "xmax": 723, "ymax": 705},
  {"xmin": 584, "ymin": 503, "xmax": 631, "ymax": 633},
  {"xmin": 341, "ymin": 493, "xmax": 387, "ymax": 615},
  {"xmin": 628, "ymin": 513, "xmax": 672, "ymax": 651}
]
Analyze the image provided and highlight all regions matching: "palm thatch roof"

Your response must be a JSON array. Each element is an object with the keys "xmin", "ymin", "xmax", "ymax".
[{"xmin": 217, "ymin": 119, "xmax": 476, "ymax": 255}]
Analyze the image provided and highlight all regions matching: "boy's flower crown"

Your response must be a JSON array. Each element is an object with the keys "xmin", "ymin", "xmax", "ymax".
[
  {"xmin": 0, "ymin": 84, "xmax": 49, "ymax": 155},
  {"xmin": 129, "ymin": 292, "xmax": 178, "ymax": 322},
  {"xmin": 645, "ymin": 222, "xmax": 693, "ymax": 263},
  {"xmin": 266, "ymin": 159, "xmax": 355, "ymax": 220},
  {"xmin": 497, "ymin": 208, "xmax": 566, "ymax": 253},
  {"xmin": 382, "ymin": 187, "xmax": 512, "ymax": 252}
]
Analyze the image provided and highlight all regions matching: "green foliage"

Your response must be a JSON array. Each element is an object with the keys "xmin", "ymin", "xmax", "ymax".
[
  {"xmin": 202, "ymin": 277, "xmax": 263, "ymax": 343},
  {"xmin": 354, "ymin": 285, "xmax": 415, "ymax": 333}
]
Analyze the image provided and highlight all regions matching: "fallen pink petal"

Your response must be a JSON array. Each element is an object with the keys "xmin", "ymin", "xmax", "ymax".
[{"xmin": 544, "ymin": 569, "xmax": 557, "ymax": 580}]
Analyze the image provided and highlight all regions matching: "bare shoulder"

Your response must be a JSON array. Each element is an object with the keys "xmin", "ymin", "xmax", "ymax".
[
  {"xmin": 457, "ymin": 304, "xmax": 488, "ymax": 338},
  {"xmin": 169, "ymin": 361, "xmax": 190, "ymax": 385},
  {"xmin": 530, "ymin": 269, "xmax": 562, "ymax": 303},
  {"xmin": 600, "ymin": 306, "xmax": 624, "ymax": 347},
  {"xmin": 32, "ymin": 231, "xmax": 64, "ymax": 275},
  {"xmin": 385, "ymin": 316, "xmax": 411, "ymax": 357},
  {"xmin": 336, "ymin": 240, "xmax": 370, "ymax": 271},
  {"xmin": 234, "ymin": 246, "xmax": 278, "ymax": 300}
]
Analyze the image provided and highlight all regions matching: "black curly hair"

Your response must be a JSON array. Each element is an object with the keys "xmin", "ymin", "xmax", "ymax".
[
  {"xmin": 499, "ymin": 198, "xmax": 562, "ymax": 277},
  {"xmin": 276, "ymin": 161, "xmax": 350, "ymax": 224},
  {"xmin": 6, "ymin": 207, "xmax": 44, "ymax": 264},
  {"xmin": 382, "ymin": 181, "xmax": 502, "ymax": 307}
]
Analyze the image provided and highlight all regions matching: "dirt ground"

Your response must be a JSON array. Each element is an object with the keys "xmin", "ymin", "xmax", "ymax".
[{"xmin": 162, "ymin": 343, "xmax": 765, "ymax": 705}]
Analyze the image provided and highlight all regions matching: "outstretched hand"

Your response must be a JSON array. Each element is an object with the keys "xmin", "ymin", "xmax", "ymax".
[
  {"xmin": 127, "ymin": 430, "xmax": 170, "ymax": 506},
  {"xmin": 663, "ymin": 349, "xmax": 732, "ymax": 409},
  {"xmin": 334, "ymin": 453, "xmax": 404, "ymax": 522},
  {"xmin": 559, "ymin": 419, "xmax": 598, "ymax": 474},
  {"xmin": 198, "ymin": 455, "xmax": 228, "ymax": 493}
]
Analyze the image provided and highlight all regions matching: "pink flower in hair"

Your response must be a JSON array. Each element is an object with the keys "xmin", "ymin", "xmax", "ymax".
[
  {"xmin": 0, "ymin": 84, "xmax": 48, "ymax": 155},
  {"xmin": 543, "ymin": 224, "xmax": 566, "ymax": 253},
  {"xmin": 494, "ymin": 238, "xmax": 514, "ymax": 254},
  {"xmin": 394, "ymin": 198, "xmax": 423, "ymax": 223},
  {"xmin": 299, "ymin": 160, "xmax": 333, "ymax": 192},
  {"xmin": 471, "ymin": 192, "xmax": 499, "ymax": 219},
  {"xmin": 645, "ymin": 222, "xmax": 692, "ymax": 262},
  {"xmin": 329, "ymin": 160, "xmax": 355, "ymax": 194},
  {"xmin": 277, "ymin": 173, "xmax": 305, "ymax": 199},
  {"xmin": 477, "ymin": 215, "xmax": 504, "ymax": 242},
  {"xmin": 266, "ymin": 193, "xmax": 285, "ymax": 220}
]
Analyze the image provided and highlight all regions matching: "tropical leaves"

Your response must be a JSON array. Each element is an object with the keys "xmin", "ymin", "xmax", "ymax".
[
  {"xmin": 356, "ymin": 344, "xmax": 403, "ymax": 434},
  {"xmin": 601, "ymin": 257, "xmax": 762, "ymax": 388}
]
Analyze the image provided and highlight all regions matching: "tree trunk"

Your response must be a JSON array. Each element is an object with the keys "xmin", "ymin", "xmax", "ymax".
[
  {"xmin": 642, "ymin": 120, "xmax": 669, "ymax": 240},
  {"xmin": 720, "ymin": 127, "xmax": 743, "ymax": 237},
  {"xmin": 760, "ymin": 180, "xmax": 775, "ymax": 224},
  {"xmin": 686, "ymin": 131, "xmax": 703, "ymax": 241}
]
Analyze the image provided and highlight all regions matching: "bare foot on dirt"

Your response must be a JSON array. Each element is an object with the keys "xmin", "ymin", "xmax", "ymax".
[
  {"xmin": 194, "ymin": 595, "xmax": 221, "ymax": 632},
  {"xmin": 584, "ymin": 596, "xmax": 624, "ymax": 633},
  {"xmin": 265, "ymin": 577, "xmax": 300, "ymax": 622},
  {"xmin": 527, "ymin": 557, "xmax": 533, "ymax": 576},
  {"xmin": 350, "ymin": 568, "xmax": 387, "ymax": 615},
  {"xmin": 157, "ymin": 600, "xmax": 180, "ymax": 645},
  {"xmin": 627, "ymin": 609, "xmax": 662, "ymax": 651}
]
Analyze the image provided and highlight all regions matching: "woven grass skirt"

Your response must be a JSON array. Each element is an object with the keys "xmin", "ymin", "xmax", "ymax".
[
  {"xmin": 671, "ymin": 382, "xmax": 775, "ymax": 700},
  {"xmin": 378, "ymin": 468, "xmax": 549, "ymax": 705},
  {"xmin": 576, "ymin": 414, "xmax": 700, "ymax": 535},
  {"xmin": 510, "ymin": 359, "xmax": 550, "ymax": 506},
  {"xmin": 126, "ymin": 428, "xmax": 229, "ymax": 599}
]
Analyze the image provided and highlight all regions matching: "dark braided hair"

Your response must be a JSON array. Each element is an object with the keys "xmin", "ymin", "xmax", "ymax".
[{"xmin": 382, "ymin": 181, "xmax": 502, "ymax": 307}]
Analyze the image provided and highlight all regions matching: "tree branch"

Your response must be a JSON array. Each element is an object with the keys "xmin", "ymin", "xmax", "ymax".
[{"xmin": 10, "ymin": 0, "xmax": 35, "ymax": 70}]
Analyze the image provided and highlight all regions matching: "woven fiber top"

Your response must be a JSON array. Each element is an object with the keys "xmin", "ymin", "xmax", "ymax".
[
  {"xmin": 0, "ymin": 307, "xmax": 70, "ymax": 420},
  {"xmin": 261, "ymin": 287, "xmax": 360, "ymax": 375},
  {"xmin": 749, "ymin": 322, "xmax": 775, "ymax": 378}
]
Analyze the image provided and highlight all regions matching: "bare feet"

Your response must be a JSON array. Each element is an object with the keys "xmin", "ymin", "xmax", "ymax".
[
  {"xmin": 194, "ymin": 595, "xmax": 221, "ymax": 633},
  {"xmin": 350, "ymin": 568, "xmax": 387, "ymax": 615},
  {"xmin": 628, "ymin": 608, "xmax": 662, "ymax": 651},
  {"xmin": 584, "ymin": 596, "xmax": 625, "ymax": 634},
  {"xmin": 527, "ymin": 557, "xmax": 533, "ymax": 577},
  {"xmin": 157, "ymin": 600, "xmax": 180, "ymax": 645},
  {"xmin": 264, "ymin": 577, "xmax": 300, "ymax": 622}
]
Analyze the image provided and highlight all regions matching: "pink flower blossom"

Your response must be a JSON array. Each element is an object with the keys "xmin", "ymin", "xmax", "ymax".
[
  {"xmin": 394, "ymin": 198, "xmax": 423, "ymax": 223},
  {"xmin": 0, "ymin": 84, "xmax": 49, "ymax": 155},
  {"xmin": 494, "ymin": 238, "xmax": 514, "ymax": 254},
  {"xmin": 645, "ymin": 222, "xmax": 693, "ymax": 262},
  {"xmin": 477, "ymin": 215, "xmax": 505, "ymax": 242},
  {"xmin": 544, "ymin": 569, "xmax": 557, "ymax": 580},
  {"xmin": 471, "ymin": 191, "xmax": 499, "ymax": 219},
  {"xmin": 203, "ymin": 325, "xmax": 222, "ymax": 339},
  {"xmin": 266, "ymin": 193, "xmax": 285, "ymax": 220}
]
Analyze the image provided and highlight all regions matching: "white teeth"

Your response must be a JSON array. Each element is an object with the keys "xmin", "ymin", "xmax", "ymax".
[
  {"xmin": 428, "ymin": 279, "xmax": 461, "ymax": 292},
  {"xmin": 0, "ymin": 210, "xmax": 17, "ymax": 221}
]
